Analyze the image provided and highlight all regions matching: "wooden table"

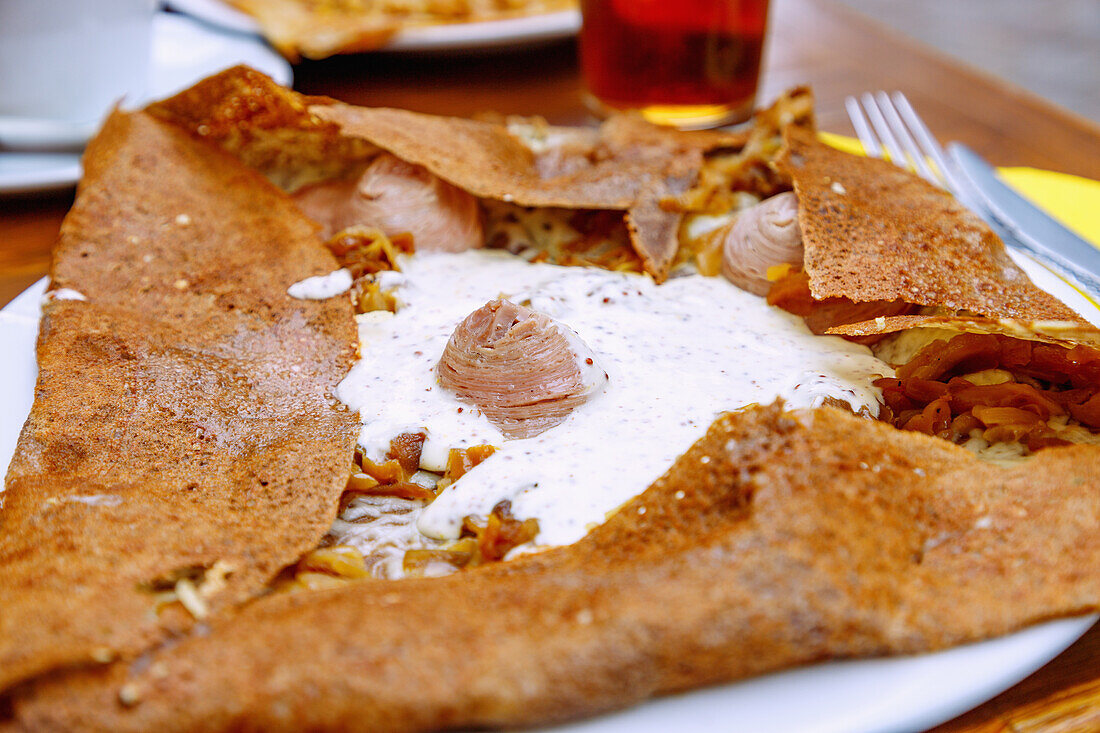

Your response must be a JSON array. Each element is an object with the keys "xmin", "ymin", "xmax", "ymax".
[{"xmin": 2, "ymin": 0, "xmax": 1098, "ymax": 729}]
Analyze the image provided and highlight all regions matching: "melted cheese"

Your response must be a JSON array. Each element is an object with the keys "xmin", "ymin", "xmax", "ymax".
[
  {"xmin": 336, "ymin": 250, "xmax": 891, "ymax": 550},
  {"xmin": 288, "ymin": 268, "xmax": 353, "ymax": 300},
  {"xmin": 327, "ymin": 495, "xmax": 439, "ymax": 578}
]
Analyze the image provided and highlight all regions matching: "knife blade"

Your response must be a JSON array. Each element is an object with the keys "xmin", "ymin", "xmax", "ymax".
[{"xmin": 949, "ymin": 143, "xmax": 1100, "ymax": 296}]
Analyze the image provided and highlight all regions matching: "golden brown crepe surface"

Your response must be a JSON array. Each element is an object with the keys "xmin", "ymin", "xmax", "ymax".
[
  {"xmin": 0, "ymin": 109, "xmax": 359, "ymax": 692},
  {"xmin": 147, "ymin": 66, "xmax": 379, "ymax": 192},
  {"xmin": 5, "ymin": 404, "xmax": 1098, "ymax": 731},
  {"xmin": 782, "ymin": 126, "xmax": 1090, "ymax": 327}
]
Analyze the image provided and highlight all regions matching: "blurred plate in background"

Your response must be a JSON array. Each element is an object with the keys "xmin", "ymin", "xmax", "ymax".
[
  {"xmin": 168, "ymin": 0, "xmax": 581, "ymax": 52},
  {"xmin": 0, "ymin": 12, "xmax": 292, "ymax": 195}
]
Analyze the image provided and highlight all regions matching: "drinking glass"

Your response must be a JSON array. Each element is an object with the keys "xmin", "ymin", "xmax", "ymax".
[{"xmin": 579, "ymin": 0, "xmax": 770, "ymax": 129}]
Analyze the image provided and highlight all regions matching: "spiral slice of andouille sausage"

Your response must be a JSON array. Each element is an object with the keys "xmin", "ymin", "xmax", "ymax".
[
  {"xmin": 717, "ymin": 191, "xmax": 804, "ymax": 295},
  {"xmin": 294, "ymin": 152, "xmax": 484, "ymax": 252},
  {"xmin": 437, "ymin": 298, "xmax": 607, "ymax": 440}
]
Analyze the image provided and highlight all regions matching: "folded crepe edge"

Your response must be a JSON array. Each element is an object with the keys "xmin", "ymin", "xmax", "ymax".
[
  {"xmin": 780, "ymin": 125, "xmax": 1099, "ymax": 344},
  {"xmin": 0, "ymin": 105, "xmax": 360, "ymax": 692},
  {"xmin": 4, "ymin": 403, "xmax": 1098, "ymax": 731}
]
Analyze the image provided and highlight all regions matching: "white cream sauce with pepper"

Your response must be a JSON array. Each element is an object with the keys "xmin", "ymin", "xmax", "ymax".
[{"xmin": 336, "ymin": 250, "xmax": 891, "ymax": 548}]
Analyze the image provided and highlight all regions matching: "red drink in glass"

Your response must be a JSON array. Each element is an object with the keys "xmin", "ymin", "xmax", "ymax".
[{"xmin": 579, "ymin": 0, "xmax": 769, "ymax": 128}]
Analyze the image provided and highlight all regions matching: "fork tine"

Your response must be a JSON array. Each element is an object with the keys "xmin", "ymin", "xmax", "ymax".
[
  {"xmin": 890, "ymin": 93, "xmax": 995, "ymax": 215},
  {"xmin": 874, "ymin": 91, "xmax": 940, "ymax": 185},
  {"xmin": 844, "ymin": 96, "xmax": 882, "ymax": 158},
  {"xmin": 860, "ymin": 92, "xmax": 909, "ymax": 169},
  {"xmin": 890, "ymin": 92, "xmax": 958, "ymax": 189}
]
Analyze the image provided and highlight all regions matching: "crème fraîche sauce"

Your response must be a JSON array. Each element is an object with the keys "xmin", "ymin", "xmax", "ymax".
[{"xmin": 334, "ymin": 250, "xmax": 891, "ymax": 551}]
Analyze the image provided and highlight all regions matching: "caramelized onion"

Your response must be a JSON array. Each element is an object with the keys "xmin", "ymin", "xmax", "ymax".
[
  {"xmin": 437, "ymin": 298, "xmax": 606, "ymax": 439},
  {"xmin": 876, "ymin": 332, "xmax": 1100, "ymax": 452}
]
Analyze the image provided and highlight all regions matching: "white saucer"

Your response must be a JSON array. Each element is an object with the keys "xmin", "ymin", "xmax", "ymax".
[{"xmin": 0, "ymin": 12, "xmax": 292, "ymax": 195}]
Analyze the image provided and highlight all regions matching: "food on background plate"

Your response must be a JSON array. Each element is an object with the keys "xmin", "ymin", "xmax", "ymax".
[
  {"xmin": 226, "ymin": 0, "xmax": 578, "ymax": 60},
  {"xmin": 1, "ymin": 66, "xmax": 1098, "ymax": 730}
]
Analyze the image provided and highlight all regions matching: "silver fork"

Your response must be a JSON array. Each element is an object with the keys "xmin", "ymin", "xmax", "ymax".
[
  {"xmin": 846, "ymin": 91, "xmax": 1100, "ymax": 295},
  {"xmin": 845, "ymin": 91, "xmax": 985, "ymax": 212}
]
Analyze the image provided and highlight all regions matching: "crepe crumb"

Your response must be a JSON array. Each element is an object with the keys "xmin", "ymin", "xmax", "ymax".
[
  {"xmin": 830, "ymin": 181, "xmax": 847, "ymax": 195},
  {"xmin": 174, "ymin": 279, "xmax": 190, "ymax": 290},
  {"xmin": 175, "ymin": 214, "xmax": 192, "ymax": 226},
  {"xmin": 575, "ymin": 608, "xmax": 594, "ymax": 625},
  {"xmin": 91, "ymin": 647, "xmax": 115, "ymax": 664},
  {"xmin": 198, "ymin": 560, "xmax": 234, "ymax": 600},
  {"xmin": 118, "ymin": 682, "xmax": 142, "ymax": 707}
]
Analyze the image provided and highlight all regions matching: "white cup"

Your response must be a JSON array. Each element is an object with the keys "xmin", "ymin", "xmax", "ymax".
[{"xmin": 0, "ymin": 0, "xmax": 155, "ymax": 127}]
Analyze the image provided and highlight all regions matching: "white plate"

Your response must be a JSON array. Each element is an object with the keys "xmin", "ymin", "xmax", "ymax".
[
  {"xmin": 0, "ymin": 12, "xmax": 292, "ymax": 195},
  {"xmin": 1, "ymin": 248, "xmax": 1096, "ymax": 732},
  {"xmin": 168, "ymin": 0, "xmax": 582, "ymax": 52}
]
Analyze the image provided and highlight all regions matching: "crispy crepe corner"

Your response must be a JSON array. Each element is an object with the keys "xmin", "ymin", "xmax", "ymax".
[
  {"xmin": 0, "ymin": 108, "xmax": 359, "ymax": 692},
  {"xmin": 781, "ymin": 126, "xmax": 1079, "ymax": 320},
  {"xmin": 779, "ymin": 126, "xmax": 1100, "ymax": 346},
  {"xmin": 227, "ymin": 0, "xmax": 576, "ymax": 62},
  {"xmin": 5, "ymin": 404, "xmax": 1098, "ymax": 731},
  {"xmin": 145, "ymin": 66, "xmax": 380, "ymax": 192}
]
